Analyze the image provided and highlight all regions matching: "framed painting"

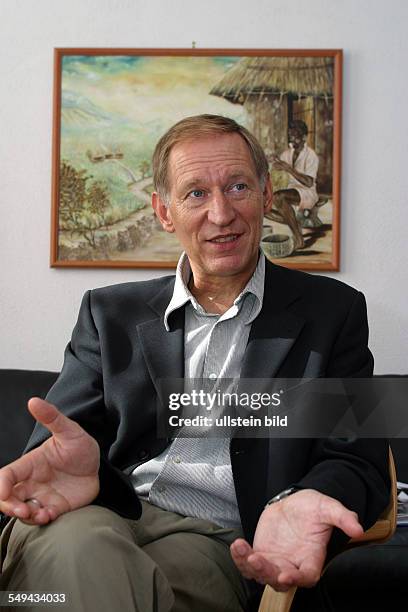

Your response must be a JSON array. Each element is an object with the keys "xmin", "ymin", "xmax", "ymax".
[{"xmin": 51, "ymin": 48, "xmax": 342, "ymax": 270}]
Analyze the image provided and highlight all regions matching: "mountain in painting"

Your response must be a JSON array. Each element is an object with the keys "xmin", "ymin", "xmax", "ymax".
[{"xmin": 61, "ymin": 90, "xmax": 121, "ymax": 127}]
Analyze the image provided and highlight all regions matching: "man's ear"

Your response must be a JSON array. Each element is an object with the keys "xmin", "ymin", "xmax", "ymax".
[
  {"xmin": 152, "ymin": 192, "xmax": 175, "ymax": 233},
  {"xmin": 263, "ymin": 174, "xmax": 273, "ymax": 214}
]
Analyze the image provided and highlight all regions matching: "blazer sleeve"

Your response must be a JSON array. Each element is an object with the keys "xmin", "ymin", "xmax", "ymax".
[
  {"xmin": 296, "ymin": 291, "xmax": 390, "ymax": 537},
  {"xmin": 24, "ymin": 290, "xmax": 142, "ymax": 520}
]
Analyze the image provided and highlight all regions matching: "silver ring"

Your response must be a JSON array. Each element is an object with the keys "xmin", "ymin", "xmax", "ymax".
[{"xmin": 25, "ymin": 497, "xmax": 43, "ymax": 509}]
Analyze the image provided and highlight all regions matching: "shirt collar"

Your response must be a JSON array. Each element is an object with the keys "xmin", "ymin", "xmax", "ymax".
[{"xmin": 164, "ymin": 251, "xmax": 265, "ymax": 331}]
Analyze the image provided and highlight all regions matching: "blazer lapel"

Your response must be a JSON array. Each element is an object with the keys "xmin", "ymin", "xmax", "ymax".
[
  {"xmin": 136, "ymin": 281, "xmax": 184, "ymax": 406},
  {"xmin": 240, "ymin": 261, "xmax": 305, "ymax": 380}
]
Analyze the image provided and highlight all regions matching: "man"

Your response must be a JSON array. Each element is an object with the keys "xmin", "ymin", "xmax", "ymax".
[
  {"xmin": 0, "ymin": 115, "xmax": 388, "ymax": 612},
  {"xmin": 266, "ymin": 120, "xmax": 319, "ymax": 251}
]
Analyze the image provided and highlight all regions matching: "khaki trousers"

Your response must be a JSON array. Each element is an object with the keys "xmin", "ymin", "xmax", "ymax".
[{"xmin": 0, "ymin": 501, "xmax": 249, "ymax": 612}]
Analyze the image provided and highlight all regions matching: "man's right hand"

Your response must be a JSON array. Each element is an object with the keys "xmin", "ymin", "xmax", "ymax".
[{"xmin": 0, "ymin": 398, "xmax": 100, "ymax": 525}]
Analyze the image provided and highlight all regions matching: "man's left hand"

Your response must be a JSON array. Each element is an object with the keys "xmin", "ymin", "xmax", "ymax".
[{"xmin": 230, "ymin": 489, "xmax": 363, "ymax": 591}]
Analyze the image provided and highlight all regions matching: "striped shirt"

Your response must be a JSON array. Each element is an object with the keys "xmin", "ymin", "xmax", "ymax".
[{"xmin": 130, "ymin": 252, "xmax": 265, "ymax": 529}]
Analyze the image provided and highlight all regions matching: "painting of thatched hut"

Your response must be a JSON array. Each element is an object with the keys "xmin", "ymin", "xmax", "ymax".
[{"xmin": 210, "ymin": 56, "xmax": 334, "ymax": 194}]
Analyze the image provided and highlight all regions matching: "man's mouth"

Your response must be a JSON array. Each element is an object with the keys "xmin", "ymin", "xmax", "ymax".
[{"xmin": 209, "ymin": 234, "xmax": 240, "ymax": 243}]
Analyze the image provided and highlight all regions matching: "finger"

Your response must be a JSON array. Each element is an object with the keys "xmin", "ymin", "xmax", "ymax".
[
  {"xmin": 247, "ymin": 553, "xmax": 291, "ymax": 589},
  {"xmin": 0, "ymin": 496, "xmax": 46, "ymax": 522},
  {"xmin": 0, "ymin": 493, "xmax": 60, "ymax": 525},
  {"xmin": 17, "ymin": 504, "xmax": 55, "ymax": 526},
  {"xmin": 291, "ymin": 559, "xmax": 322, "ymax": 588},
  {"xmin": 0, "ymin": 454, "xmax": 36, "ymax": 499},
  {"xmin": 231, "ymin": 542, "xmax": 285, "ymax": 586},
  {"xmin": 230, "ymin": 539, "xmax": 257, "ymax": 580},
  {"xmin": 10, "ymin": 481, "xmax": 31, "ymax": 503},
  {"xmin": 274, "ymin": 573, "xmax": 301, "ymax": 592},
  {"xmin": 0, "ymin": 496, "xmax": 27, "ymax": 518},
  {"xmin": 20, "ymin": 499, "xmax": 61, "ymax": 525},
  {"xmin": 230, "ymin": 538, "xmax": 251, "ymax": 555},
  {"xmin": 27, "ymin": 398, "xmax": 86, "ymax": 441},
  {"xmin": 19, "ymin": 500, "xmax": 48, "ymax": 524},
  {"xmin": 0, "ymin": 482, "xmax": 34, "ymax": 516},
  {"xmin": 13, "ymin": 482, "xmax": 70, "ymax": 520},
  {"xmin": 20, "ymin": 500, "xmax": 60, "ymax": 524},
  {"xmin": 322, "ymin": 499, "xmax": 363, "ymax": 538}
]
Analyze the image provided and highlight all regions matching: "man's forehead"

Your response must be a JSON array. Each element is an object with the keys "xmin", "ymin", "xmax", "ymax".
[
  {"xmin": 289, "ymin": 128, "xmax": 304, "ymax": 137},
  {"xmin": 168, "ymin": 133, "xmax": 256, "ymax": 183}
]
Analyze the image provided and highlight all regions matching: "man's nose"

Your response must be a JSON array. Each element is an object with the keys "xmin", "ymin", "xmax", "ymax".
[{"xmin": 207, "ymin": 190, "xmax": 236, "ymax": 225}]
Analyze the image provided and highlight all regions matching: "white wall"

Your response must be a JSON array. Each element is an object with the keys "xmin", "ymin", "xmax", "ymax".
[{"xmin": 1, "ymin": 0, "xmax": 407, "ymax": 373}]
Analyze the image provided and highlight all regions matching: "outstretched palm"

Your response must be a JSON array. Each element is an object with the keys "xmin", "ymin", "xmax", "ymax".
[
  {"xmin": 230, "ymin": 489, "xmax": 363, "ymax": 590},
  {"xmin": 0, "ymin": 398, "xmax": 100, "ymax": 525}
]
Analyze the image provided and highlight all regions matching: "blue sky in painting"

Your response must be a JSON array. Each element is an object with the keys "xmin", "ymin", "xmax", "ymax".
[
  {"xmin": 62, "ymin": 55, "xmax": 146, "ymax": 76},
  {"xmin": 62, "ymin": 54, "xmax": 239, "ymax": 77}
]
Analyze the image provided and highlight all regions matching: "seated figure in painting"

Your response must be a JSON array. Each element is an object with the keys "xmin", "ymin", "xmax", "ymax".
[{"xmin": 266, "ymin": 119, "xmax": 319, "ymax": 252}]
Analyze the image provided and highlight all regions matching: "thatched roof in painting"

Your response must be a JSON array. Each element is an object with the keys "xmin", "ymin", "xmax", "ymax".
[{"xmin": 210, "ymin": 56, "xmax": 334, "ymax": 104}]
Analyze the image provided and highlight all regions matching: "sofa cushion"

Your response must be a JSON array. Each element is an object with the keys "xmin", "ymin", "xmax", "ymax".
[{"xmin": 0, "ymin": 369, "xmax": 58, "ymax": 467}]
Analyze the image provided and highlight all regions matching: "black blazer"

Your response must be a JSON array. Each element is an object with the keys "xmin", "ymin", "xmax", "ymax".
[{"xmin": 27, "ymin": 261, "xmax": 389, "ymax": 546}]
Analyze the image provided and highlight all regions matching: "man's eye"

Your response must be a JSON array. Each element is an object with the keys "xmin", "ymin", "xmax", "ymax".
[
  {"xmin": 188, "ymin": 189, "xmax": 205, "ymax": 198},
  {"xmin": 230, "ymin": 183, "xmax": 248, "ymax": 192}
]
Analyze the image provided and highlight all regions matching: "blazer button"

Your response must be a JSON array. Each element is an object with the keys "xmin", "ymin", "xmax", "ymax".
[{"xmin": 138, "ymin": 449, "xmax": 149, "ymax": 460}]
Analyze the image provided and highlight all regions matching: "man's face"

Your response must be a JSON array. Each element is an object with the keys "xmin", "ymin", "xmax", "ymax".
[
  {"xmin": 288, "ymin": 128, "xmax": 306, "ymax": 148},
  {"xmin": 153, "ymin": 133, "xmax": 272, "ymax": 282}
]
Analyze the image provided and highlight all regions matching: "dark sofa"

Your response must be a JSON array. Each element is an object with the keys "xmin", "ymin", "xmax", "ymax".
[{"xmin": 1, "ymin": 368, "xmax": 407, "ymax": 610}]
